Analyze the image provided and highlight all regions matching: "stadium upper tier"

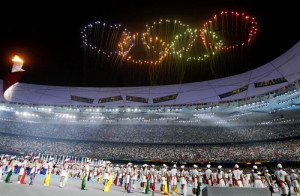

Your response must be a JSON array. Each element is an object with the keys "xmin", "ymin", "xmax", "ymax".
[{"xmin": 1, "ymin": 41, "xmax": 300, "ymax": 106}]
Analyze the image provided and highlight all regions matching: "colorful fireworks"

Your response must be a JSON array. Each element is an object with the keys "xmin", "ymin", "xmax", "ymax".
[
  {"xmin": 82, "ymin": 11, "xmax": 258, "ymax": 85},
  {"xmin": 82, "ymin": 21, "xmax": 133, "ymax": 68}
]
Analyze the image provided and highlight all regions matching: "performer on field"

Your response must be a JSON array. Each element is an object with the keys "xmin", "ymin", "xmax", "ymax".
[
  {"xmin": 198, "ymin": 168, "xmax": 203, "ymax": 187},
  {"xmin": 170, "ymin": 165, "xmax": 178, "ymax": 194},
  {"xmin": 180, "ymin": 165, "xmax": 187, "ymax": 196},
  {"xmin": 227, "ymin": 170, "xmax": 233, "ymax": 187},
  {"xmin": 232, "ymin": 164, "xmax": 243, "ymax": 187},
  {"xmin": 140, "ymin": 164, "xmax": 146, "ymax": 192},
  {"xmin": 113, "ymin": 164, "xmax": 120, "ymax": 185},
  {"xmin": 81, "ymin": 159, "xmax": 90, "ymax": 190},
  {"xmin": 132, "ymin": 165, "xmax": 138, "ymax": 189},
  {"xmin": 161, "ymin": 164, "xmax": 168, "ymax": 194},
  {"xmin": 125, "ymin": 163, "xmax": 132, "ymax": 192},
  {"xmin": 264, "ymin": 170, "xmax": 274, "ymax": 193},
  {"xmin": 204, "ymin": 164, "xmax": 213, "ymax": 186},
  {"xmin": 251, "ymin": 165, "xmax": 264, "ymax": 188},
  {"xmin": 18, "ymin": 156, "xmax": 29, "ymax": 184},
  {"xmin": 103, "ymin": 161, "xmax": 112, "ymax": 190},
  {"xmin": 2, "ymin": 155, "xmax": 9, "ymax": 174},
  {"xmin": 216, "ymin": 165, "xmax": 225, "ymax": 187},
  {"xmin": 274, "ymin": 163, "xmax": 289, "ymax": 196},
  {"xmin": 5, "ymin": 156, "xmax": 16, "ymax": 183},
  {"xmin": 118, "ymin": 165, "xmax": 124, "ymax": 186},
  {"xmin": 191, "ymin": 165, "xmax": 199, "ymax": 195},
  {"xmin": 17, "ymin": 156, "xmax": 24, "ymax": 184},
  {"xmin": 44, "ymin": 157, "xmax": 54, "ymax": 186},
  {"xmin": 29, "ymin": 157, "xmax": 39, "ymax": 185},
  {"xmin": 142, "ymin": 164, "xmax": 149, "ymax": 193},
  {"xmin": 149, "ymin": 165, "xmax": 156, "ymax": 191},
  {"xmin": 290, "ymin": 169, "xmax": 299, "ymax": 195},
  {"xmin": 59, "ymin": 158, "xmax": 70, "ymax": 188}
]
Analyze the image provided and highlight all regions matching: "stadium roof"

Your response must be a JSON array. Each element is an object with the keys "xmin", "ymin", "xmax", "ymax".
[{"xmin": 1, "ymin": 41, "xmax": 300, "ymax": 106}]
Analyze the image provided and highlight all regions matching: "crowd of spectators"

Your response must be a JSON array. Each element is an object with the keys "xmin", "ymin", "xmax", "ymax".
[
  {"xmin": 0, "ymin": 120, "xmax": 299, "ymax": 144},
  {"xmin": 0, "ymin": 133, "xmax": 299, "ymax": 161}
]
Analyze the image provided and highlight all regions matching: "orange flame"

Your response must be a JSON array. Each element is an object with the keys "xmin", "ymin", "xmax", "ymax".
[{"xmin": 12, "ymin": 55, "xmax": 23, "ymax": 63}]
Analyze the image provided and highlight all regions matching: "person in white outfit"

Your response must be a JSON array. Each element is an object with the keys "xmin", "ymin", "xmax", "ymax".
[
  {"xmin": 198, "ymin": 169, "xmax": 203, "ymax": 187},
  {"xmin": 180, "ymin": 165, "xmax": 187, "ymax": 196},
  {"xmin": 29, "ymin": 157, "xmax": 39, "ymax": 185},
  {"xmin": 161, "ymin": 164, "xmax": 168, "ymax": 194},
  {"xmin": 142, "ymin": 164, "xmax": 149, "ymax": 193},
  {"xmin": 191, "ymin": 165, "xmax": 199, "ymax": 195},
  {"xmin": 171, "ymin": 164, "xmax": 178, "ymax": 194},
  {"xmin": 290, "ymin": 169, "xmax": 298, "ymax": 195},
  {"xmin": 264, "ymin": 170, "xmax": 274, "ymax": 193},
  {"xmin": 125, "ymin": 163, "xmax": 132, "ymax": 192},
  {"xmin": 150, "ymin": 165, "xmax": 156, "ymax": 191},
  {"xmin": 17, "ymin": 156, "xmax": 26, "ymax": 183},
  {"xmin": 132, "ymin": 165, "xmax": 138, "ymax": 189},
  {"xmin": 2, "ymin": 155, "xmax": 9, "ymax": 176},
  {"xmin": 274, "ymin": 163, "xmax": 289, "ymax": 196},
  {"xmin": 217, "ymin": 165, "xmax": 225, "ymax": 187},
  {"xmin": 59, "ymin": 158, "xmax": 70, "ymax": 188},
  {"xmin": 204, "ymin": 164, "xmax": 212, "ymax": 186},
  {"xmin": 251, "ymin": 165, "xmax": 264, "ymax": 188},
  {"xmin": 232, "ymin": 164, "xmax": 243, "ymax": 187},
  {"xmin": 140, "ymin": 165, "xmax": 144, "ymax": 190},
  {"xmin": 119, "ymin": 165, "xmax": 124, "ymax": 186},
  {"xmin": 103, "ymin": 161, "xmax": 111, "ymax": 188},
  {"xmin": 227, "ymin": 170, "xmax": 233, "ymax": 187}
]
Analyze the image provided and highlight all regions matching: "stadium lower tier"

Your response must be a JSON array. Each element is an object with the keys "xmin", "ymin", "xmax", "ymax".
[{"xmin": 0, "ymin": 133, "xmax": 299, "ymax": 162}]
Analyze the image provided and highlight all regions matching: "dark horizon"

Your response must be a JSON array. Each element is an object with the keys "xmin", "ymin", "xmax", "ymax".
[{"xmin": 0, "ymin": 1, "xmax": 298, "ymax": 87}]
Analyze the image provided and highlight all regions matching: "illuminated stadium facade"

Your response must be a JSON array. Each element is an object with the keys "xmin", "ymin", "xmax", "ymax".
[{"xmin": 1, "ymin": 42, "xmax": 300, "ymax": 109}]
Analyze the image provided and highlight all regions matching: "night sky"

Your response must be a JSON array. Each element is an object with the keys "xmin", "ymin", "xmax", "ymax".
[{"xmin": 0, "ymin": 1, "xmax": 298, "ymax": 87}]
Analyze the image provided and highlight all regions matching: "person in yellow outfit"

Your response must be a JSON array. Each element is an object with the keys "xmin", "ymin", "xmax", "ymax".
[
  {"xmin": 104, "ymin": 161, "xmax": 112, "ymax": 192},
  {"xmin": 161, "ymin": 164, "xmax": 168, "ymax": 194},
  {"xmin": 98, "ymin": 168, "xmax": 103, "ymax": 182},
  {"xmin": 163, "ymin": 181, "xmax": 169, "ymax": 195},
  {"xmin": 98, "ymin": 166, "xmax": 103, "ymax": 182},
  {"xmin": 44, "ymin": 158, "xmax": 54, "ymax": 186}
]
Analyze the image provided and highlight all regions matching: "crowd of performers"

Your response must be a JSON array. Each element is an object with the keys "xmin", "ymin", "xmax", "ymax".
[{"xmin": 1, "ymin": 154, "xmax": 300, "ymax": 196}]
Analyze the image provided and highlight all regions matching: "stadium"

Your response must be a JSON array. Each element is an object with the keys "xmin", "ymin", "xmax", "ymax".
[
  {"xmin": 0, "ymin": 6, "xmax": 299, "ymax": 196},
  {"xmin": 1, "ymin": 41, "xmax": 300, "ymax": 195}
]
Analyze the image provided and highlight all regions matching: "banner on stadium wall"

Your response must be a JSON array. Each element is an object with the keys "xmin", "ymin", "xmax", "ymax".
[
  {"xmin": 126, "ymin": 95, "xmax": 148, "ymax": 103},
  {"xmin": 98, "ymin": 96, "xmax": 123, "ymax": 104},
  {"xmin": 153, "ymin": 94, "xmax": 178, "ymax": 103},
  {"xmin": 254, "ymin": 77, "xmax": 287, "ymax": 88},
  {"xmin": 218, "ymin": 85, "xmax": 248, "ymax": 99},
  {"xmin": 71, "ymin": 95, "xmax": 94, "ymax": 104}
]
